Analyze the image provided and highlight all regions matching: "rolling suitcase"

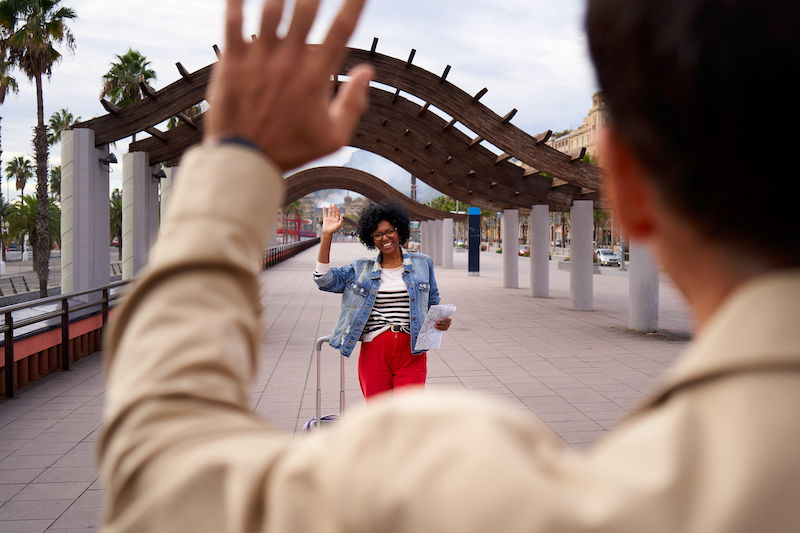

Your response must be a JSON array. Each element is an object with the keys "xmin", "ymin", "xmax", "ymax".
[{"xmin": 302, "ymin": 335, "xmax": 346, "ymax": 432}]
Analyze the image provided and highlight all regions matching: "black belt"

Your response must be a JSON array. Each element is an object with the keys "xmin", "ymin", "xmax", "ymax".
[{"xmin": 389, "ymin": 325, "xmax": 410, "ymax": 333}]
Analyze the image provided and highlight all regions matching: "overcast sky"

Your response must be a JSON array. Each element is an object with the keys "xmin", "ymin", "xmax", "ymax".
[{"xmin": 0, "ymin": 0, "xmax": 597, "ymax": 200}]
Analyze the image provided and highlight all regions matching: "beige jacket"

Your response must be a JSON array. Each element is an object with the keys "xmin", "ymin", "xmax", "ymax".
[{"xmin": 101, "ymin": 144, "xmax": 800, "ymax": 532}]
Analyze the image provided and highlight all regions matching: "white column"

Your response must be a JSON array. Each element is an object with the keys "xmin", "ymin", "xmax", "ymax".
[
  {"xmin": 569, "ymin": 200, "xmax": 593, "ymax": 310},
  {"xmin": 159, "ymin": 166, "xmax": 178, "ymax": 224},
  {"xmin": 442, "ymin": 218, "xmax": 454, "ymax": 269},
  {"xmin": 122, "ymin": 152, "xmax": 160, "ymax": 280},
  {"xmin": 502, "ymin": 209, "xmax": 519, "ymax": 288},
  {"xmin": 629, "ymin": 240, "xmax": 659, "ymax": 331},
  {"xmin": 60, "ymin": 129, "xmax": 111, "ymax": 300},
  {"xmin": 530, "ymin": 204, "xmax": 549, "ymax": 297},
  {"xmin": 423, "ymin": 220, "xmax": 432, "ymax": 257},
  {"xmin": 434, "ymin": 219, "xmax": 443, "ymax": 266},
  {"xmin": 418, "ymin": 221, "xmax": 426, "ymax": 255}
]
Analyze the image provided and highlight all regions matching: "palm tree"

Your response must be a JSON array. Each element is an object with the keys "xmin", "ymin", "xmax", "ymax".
[
  {"xmin": 0, "ymin": 0, "xmax": 77, "ymax": 297},
  {"xmin": 49, "ymin": 164, "xmax": 59, "ymax": 199},
  {"xmin": 47, "ymin": 107, "xmax": 79, "ymax": 145},
  {"xmin": 5, "ymin": 155, "xmax": 32, "ymax": 196},
  {"xmin": 100, "ymin": 49, "xmax": 156, "ymax": 141},
  {"xmin": 4, "ymin": 194, "xmax": 60, "ymax": 258},
  {"xmin": 1, "ymin": 52, "xmax": 19, "ymax": 261}
]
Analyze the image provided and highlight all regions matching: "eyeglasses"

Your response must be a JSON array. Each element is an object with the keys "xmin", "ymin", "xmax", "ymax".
[{"xmin": 372, "ymin": 228, "xmax": 397, "ymax": 241}]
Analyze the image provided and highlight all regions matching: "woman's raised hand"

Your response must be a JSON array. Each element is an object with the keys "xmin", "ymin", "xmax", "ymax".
[{"xmin": 322, "ymin": 205, "xmax": 344, "ymax": 235}]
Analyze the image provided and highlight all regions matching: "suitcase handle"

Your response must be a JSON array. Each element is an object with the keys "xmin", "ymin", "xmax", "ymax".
[{"xmin": 314, "ymin": 336, "xmax": 345, "ymax": 429}]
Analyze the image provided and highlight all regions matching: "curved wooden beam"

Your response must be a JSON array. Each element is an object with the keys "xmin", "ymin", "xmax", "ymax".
[
  {"xmin": 79, "ymin": 44, "xmax": 604, "ymax": 211},
  {"xmin": 284, "ymin": 167, "xmax": 466, "ymax": 223},
  {"xmin": 129, "ymin": 88, "xmax": 605, "ymax": 211}
]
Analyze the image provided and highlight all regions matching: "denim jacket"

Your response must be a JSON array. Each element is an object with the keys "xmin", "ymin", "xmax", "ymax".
[{"xmin": 313, "ymin": 248, "xmax": 440, "ymax": 357}]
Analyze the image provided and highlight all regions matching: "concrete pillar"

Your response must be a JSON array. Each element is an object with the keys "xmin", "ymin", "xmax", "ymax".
[
  {"xmin": 122, "ymin": 152, "xmax": 160, "ymax": 280},
  {"xmin": 424, "ymin": 220, "xmax": 433, "ymax": 257},
  {"xmin": 569, "ymin": 200, "xmax": 593, "ymax": 310},
  {"xmin": 530, "ymin": 204, "xmax": 549, "ymax": 297},
  {"xmin": 60, "ymin": 129, "xmax": 110, "ymax": 300},
  {"xmin": 418, "ymin": 221, "xmax": 426, "ymax": 255},
  {"xmin": 629, "ymin": 240, "xmax": 659, "ymax": 331},
  {"xmin": 434, "ymin": 219, "xmax": 443, "ymax": 266},
  {"xmin": 502, "ymin": 209, "xmax": 519, "ymax": 288},
  {"xmin": 442, "ymin": 218, "xmax": 454, "ymax": 269},
  {"xmin": 159, "ymin": 166, "xmax": 178, "ymax": 224}
]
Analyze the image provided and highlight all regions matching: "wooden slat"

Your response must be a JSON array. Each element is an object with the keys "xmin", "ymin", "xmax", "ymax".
[
  {"xmin": 495, "ymin": 153, "xmax": 511, "ymax": 165},
  {"xmin": 424, "ymin": 142, "xmax": 431, "ymax": 149},
  {"xmin": 522, "ymin": 167, "xmax": 540, "ymax": 178},
  {"xmin": 417, "ymin": 102, "xmax": 430, "ymax": 117},
  {"xmin": 140, "ymin": 79, "xmax": 157, "ymax": 100},
  {"xmin": 501, "ymin": 109, "xmax": 517, "ymax": 124},
  {"xmin": 472, "ymin": 88, "xmax": 488, "ymax": 102},
  {"xmin": 534, "ymin": 130, "xmax": 552, "ymax": 145},
  {"xmin": 176, "ymin": 62, "xmax": 191, "ymax": 81},
  {"xmin": 370, "ymin": 37, "xmax": 378, "ymax": 55},
  {"xmin": 213, "ymin": 44, "xmax": 221, "ymax": 59},
  {"xmin": 440, "ymin": 65, "xmax": 451, "ymax": 82},
  {"xmin": 406, "ymin": 49, "xmax": 416, "ymax": 67},
  {"xmin": 468, "ymin": 136, "xmax": 484, "ymax": 149},
  {"xmin": 392, "ymin": 87, "xmax": 401, "ymax": 104},
  {"xmin": 101, "ymin": 99, "xmax": 121, "ymax": 115},
  {"xmin": 145, "ymin": 127, "xmax": 167, "ymax": 142},
  {"xmin": 569, "ymin": 147, "xmax": 586, "ymax": 162},
  {"xmin": 176, "ymin": 112, "xmax": 196, "ymax": 129},
  {"xmin": 443, "ymin": 118, "xmax": 456, "ymax": 132},
  {"xmin": 551, "ymin": 177, "xmax": 569, "ymax": 188}
]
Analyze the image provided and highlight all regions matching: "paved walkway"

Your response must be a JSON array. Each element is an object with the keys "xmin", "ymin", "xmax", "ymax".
[{"xmin": 0, "ymin": 243, "xmax": 693, "ymax": 531}]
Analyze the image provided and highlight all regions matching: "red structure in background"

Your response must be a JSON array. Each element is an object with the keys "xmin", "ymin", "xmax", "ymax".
[{"xmin": 276, "ymin": 212, "xmax": 316, "ymax": 242}]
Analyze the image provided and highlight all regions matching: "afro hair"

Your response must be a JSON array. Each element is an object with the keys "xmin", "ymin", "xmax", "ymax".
[{"xmin": 357, "ymin": 199, "xmax": 411, "ymax": 250}]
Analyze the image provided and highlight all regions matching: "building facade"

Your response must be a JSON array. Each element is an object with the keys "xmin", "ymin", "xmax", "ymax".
[{"xmin": 547, "ymin": 91, "xmax": 611, "ymax": 160}]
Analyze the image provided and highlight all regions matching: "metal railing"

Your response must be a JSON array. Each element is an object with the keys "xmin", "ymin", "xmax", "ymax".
[
  {"xmin": 1, "ymin": 280, "xmax": 130, "ymax": 398},
  {"xmin": 263, "ymin": 238, "xmax": 320, "ymax": 269},
  {"xmin": 2, "ymin": 239, "xmax": 321, "ymax": 398},
  {"xmin": 0, "ymin": 275, "xmax": 31, "ymax": 296}
]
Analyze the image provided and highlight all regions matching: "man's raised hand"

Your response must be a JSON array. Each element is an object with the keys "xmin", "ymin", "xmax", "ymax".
[{"xmin": 205, "ymin": 0, "xmax": 373, "ymax": 171}]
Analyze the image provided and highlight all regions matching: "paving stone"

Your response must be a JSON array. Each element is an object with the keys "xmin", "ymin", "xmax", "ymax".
[
  {"xmin": 11, "ymin": 482, "xmax": 91, "ymax": 502},
  {"xmin": 0, "ymin": 498, "xmax": 72, "ymax": 520},
  {"xmin": 0, "ymin": 518, "xmax": 54, "ymax": 532},
  {"xmin": 47, "ymin": 505, "xmax": 102, "ymax": 529},
  {"xmin": 33, "ymin": 468, "xmax": 98, "ymax": 484}
]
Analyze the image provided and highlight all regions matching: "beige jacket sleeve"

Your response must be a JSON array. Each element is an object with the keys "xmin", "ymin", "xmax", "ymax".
[{"xmin": 100, "ymin": 143, "xmax": 800, "ymax": 533}]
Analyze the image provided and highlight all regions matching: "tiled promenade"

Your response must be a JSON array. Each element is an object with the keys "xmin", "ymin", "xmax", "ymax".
[{"xmin": 0, "ymin": 243, "xmax": 692, "ymax": 531}]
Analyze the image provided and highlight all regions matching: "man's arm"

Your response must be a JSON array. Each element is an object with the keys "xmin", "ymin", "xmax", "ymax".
[{"xmin": 100, "ymin": 0, "xmax": 371, "ymax": 530}]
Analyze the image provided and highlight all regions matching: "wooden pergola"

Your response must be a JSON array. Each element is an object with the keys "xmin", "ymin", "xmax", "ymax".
[{"xmin": 75, "ymin": 39, "xmax": 604, "ymax": 214}]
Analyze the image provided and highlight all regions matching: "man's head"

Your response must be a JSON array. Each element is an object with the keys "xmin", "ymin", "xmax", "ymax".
[{"xmin": 586, "ymin": 0, "xmax": 800, "ymax": 265}]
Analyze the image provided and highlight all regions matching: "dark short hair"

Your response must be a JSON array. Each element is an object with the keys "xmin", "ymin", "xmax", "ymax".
[
  {"xmin": 586, "ymin": 0, "xmax": 800, "ymax": 264},
  {"xmin": 357, "ymin": 199, "xmax": 411, "ymax": 250}
]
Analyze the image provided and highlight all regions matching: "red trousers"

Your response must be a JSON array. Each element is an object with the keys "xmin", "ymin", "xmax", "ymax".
[{"xmin": 358, "ymin": 330, "xmax": 427, "ymax": 400}]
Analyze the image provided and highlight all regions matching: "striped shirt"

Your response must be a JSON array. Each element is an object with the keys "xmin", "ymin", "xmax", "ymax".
[{"xmin": 362, "ymin": 266, "xmax": 410, "ymax": 342}]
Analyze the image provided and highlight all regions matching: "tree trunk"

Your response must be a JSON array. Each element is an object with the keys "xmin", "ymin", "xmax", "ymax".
[
  {"xmin": 33, "ymin": 75, "xmax": 51, "ymax": 298},
  {"xmin": 0, "ymin": 115, "xmax": 4, "ymax": 262}
]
